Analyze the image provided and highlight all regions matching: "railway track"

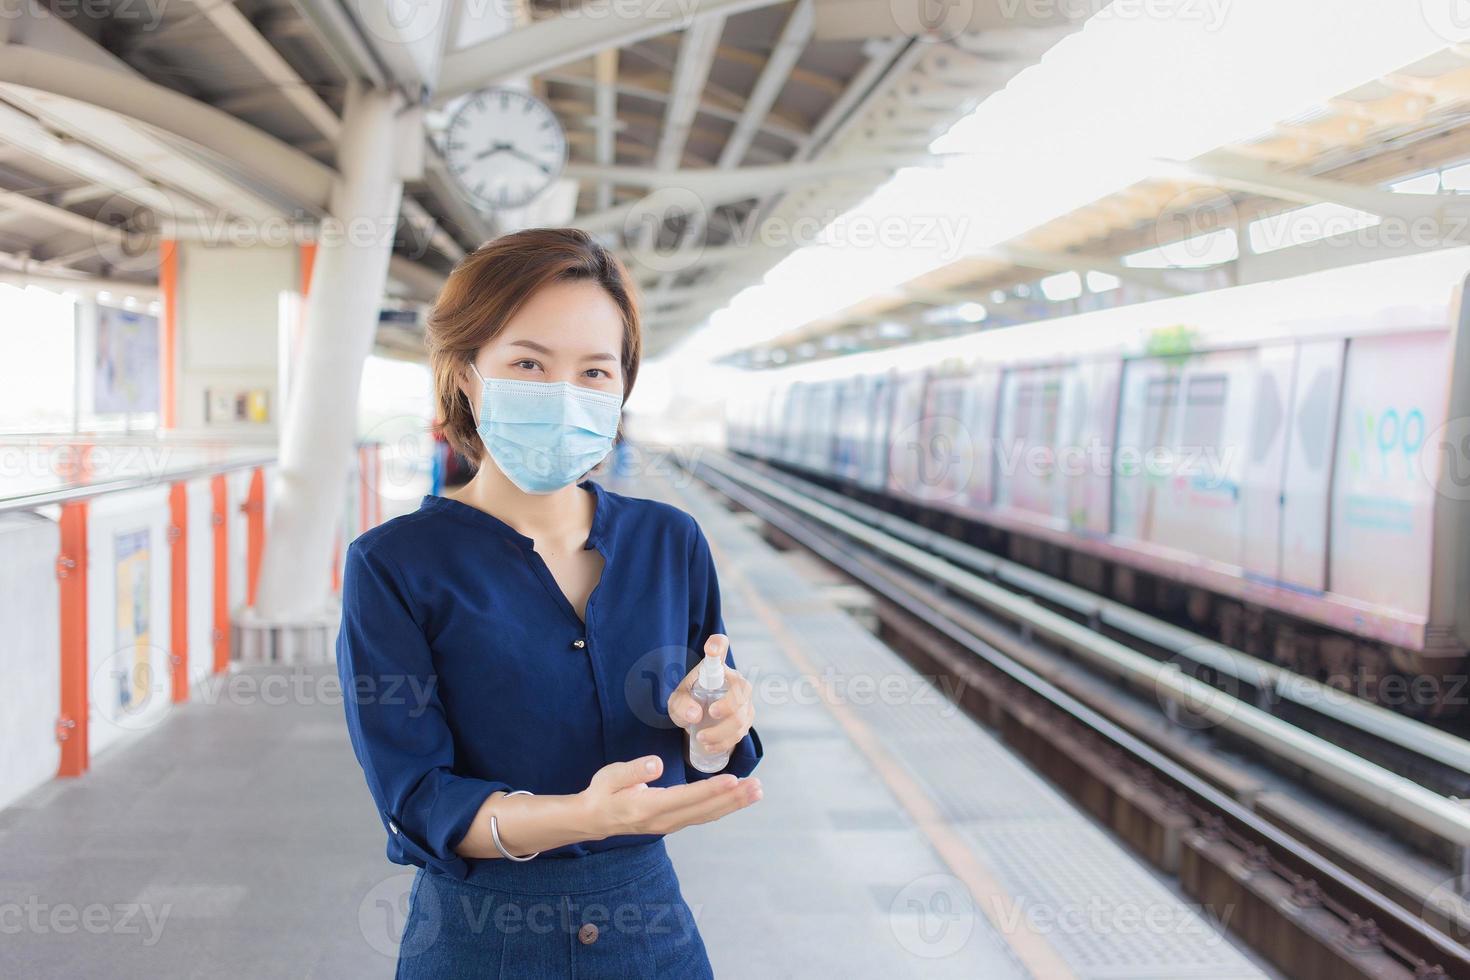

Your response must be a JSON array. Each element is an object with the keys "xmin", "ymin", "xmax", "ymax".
[{"xmin": 682, "ymin": 448, "xmax": 1470, "ymax": 980}]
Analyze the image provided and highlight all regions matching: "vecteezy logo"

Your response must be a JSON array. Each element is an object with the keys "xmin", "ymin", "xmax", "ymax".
[
  {"xmin": 1420, "ymin": 0, "xmax": 1470, "ymax": 45},
  {"xmin": 91, "ymin": 643, "xmax": 173, "ymax": 732},
  {"xmin": 623, "ymin": 645, "xmax": 696, "ymax": 729},
  {"xmin": 621, "ymin": 186, "xmax": 710, "ymax": 275},
  {"xmin": 889, "ymin": 873, "xmax": 976, "ymax": 958},
  {"xmin": 1152, "ymin": 647, "xmax": 1249, "ymax": 732},
  {"xmin": 1417, "ymin": 415, "xmax": 1470, "ymax": 502},
  {"xmin": 356, "ymin": 0, "xmax": 447, "ymax": 45},
  {"xmin": 360, "ymin": 871, "xmax": 437, "ymax": 959},
  {"xmin": 890, "ymin": 416, "xmax": 973, "ymax": 503},
  {"xmin": 1151, "ymin": 185, "xmax": 1239, "ymax": 268},
  {"xmin": 893, "ymin": 0, "xmax": 978, "ymax": 42}
]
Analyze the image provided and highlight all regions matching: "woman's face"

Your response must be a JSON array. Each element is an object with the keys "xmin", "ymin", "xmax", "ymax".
[{"xmin": 464, "ymin": 280, "xmax": 626, "ymax": 401}]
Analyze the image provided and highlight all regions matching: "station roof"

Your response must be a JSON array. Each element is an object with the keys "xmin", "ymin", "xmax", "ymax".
[
  {"xmin": 0, "ymin": 1, "xmax": 1080, "ymax": 358},
  {"xmin": 4, "ymin": 3, "xmax": 1467, "ymax": 366}
]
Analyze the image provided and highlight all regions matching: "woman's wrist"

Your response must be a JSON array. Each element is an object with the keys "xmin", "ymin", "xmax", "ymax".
[{"xmin": 570, "ymin": 790, "xmax": 610, "ymax": 842}]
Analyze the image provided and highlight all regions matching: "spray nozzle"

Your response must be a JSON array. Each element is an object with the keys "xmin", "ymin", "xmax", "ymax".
[{"xmin": 697, "ymin": 654, "xmax": 725, "ymax": 690}]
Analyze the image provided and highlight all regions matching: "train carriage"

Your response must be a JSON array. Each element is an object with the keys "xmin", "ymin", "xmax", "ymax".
[{"xmin": 725, "ymin": 247, "xmax": 1470, "ymax": 710}]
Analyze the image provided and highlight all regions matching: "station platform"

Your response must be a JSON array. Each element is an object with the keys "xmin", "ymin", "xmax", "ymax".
[{"xmin": 0, "ymin": 468, "xmax": 1273, "ymax": 979}]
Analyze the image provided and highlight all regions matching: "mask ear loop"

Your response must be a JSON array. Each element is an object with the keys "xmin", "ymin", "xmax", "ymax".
[{"xmin": 467, "ymin": 361, "xmax": 487, "ymax": 426}]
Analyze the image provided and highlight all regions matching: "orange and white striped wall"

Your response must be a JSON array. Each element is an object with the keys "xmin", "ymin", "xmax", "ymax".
[{"xmin": 0, "ymin": 442, "xmax": 385, "ymax": 814}]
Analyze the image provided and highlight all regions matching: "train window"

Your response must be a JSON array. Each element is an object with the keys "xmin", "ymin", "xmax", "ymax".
[
  {"xmin": 1140, "ymin": 376, "xmax": 1179, "ymax": 451},
  {"xmin": 1181, "ymin": 374, "xmax": 1228, "ymax": 450},
  {"xmin": 1294, "ymin": 366, "xmax": 1336, "ymax": 470},
  {"xmin": 1248, "ymin": 369, "xmax": 1284, "ymax": 464},
  {"xmin": 1014, "ymin": 379, "xmax": 1061, "ymax": 445}
]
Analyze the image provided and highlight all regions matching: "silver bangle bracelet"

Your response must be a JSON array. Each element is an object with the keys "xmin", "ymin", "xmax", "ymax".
[{"xmin": 489, "ymin": 789, "xmax": 540, "ymax": 862}]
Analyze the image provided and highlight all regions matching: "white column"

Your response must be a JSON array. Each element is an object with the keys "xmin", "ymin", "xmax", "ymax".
[{"xmin": 253, "ymin": 83, "xmax": 408, "ymax": 621}]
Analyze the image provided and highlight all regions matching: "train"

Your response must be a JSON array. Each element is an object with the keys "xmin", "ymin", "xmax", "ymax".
[{"xmin": 725, "ymin": 247, "xmax": 1470, "ymax": 716}]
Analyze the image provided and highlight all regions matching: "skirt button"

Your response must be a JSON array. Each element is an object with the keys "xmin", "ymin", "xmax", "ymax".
[{"xmin": 578, "ymin": 922, "xmax": 599, "ymax": 945}]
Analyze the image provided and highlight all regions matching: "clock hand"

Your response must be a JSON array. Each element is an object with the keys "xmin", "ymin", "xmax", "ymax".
[
  {"xmin": 502, "ymin": 146, "xmax": 554, "ymax": 174},
  {"xmin": 473, "ymin": 141, "xmax": 515, "ymax": 161}
]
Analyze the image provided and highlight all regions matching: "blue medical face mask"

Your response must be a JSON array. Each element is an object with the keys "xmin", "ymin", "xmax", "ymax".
[{"xmin": 469, "ymin": 363, "xmax": 623, "ymax": 494}]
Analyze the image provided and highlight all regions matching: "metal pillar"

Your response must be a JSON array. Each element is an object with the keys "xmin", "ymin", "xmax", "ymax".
[{"xmin": 253, "ymin": 83, "xmax": 408, "ymax": 622}]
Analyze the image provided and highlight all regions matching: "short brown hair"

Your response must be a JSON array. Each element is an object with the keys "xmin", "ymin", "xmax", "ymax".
[{"xmin": 426, "ymin": 227, "xmax": 642, "ymax": 466}]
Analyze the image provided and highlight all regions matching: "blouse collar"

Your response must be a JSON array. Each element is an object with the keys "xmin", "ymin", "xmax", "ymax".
[{"xmin": 422, "ymin": 480, "xmax": 609, "ymax": 553}]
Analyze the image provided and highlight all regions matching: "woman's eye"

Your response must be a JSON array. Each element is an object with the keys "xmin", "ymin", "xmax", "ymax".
[
  {"xmin": 514, "ymin": 359, "xmax": 540, "ymax": 371},
  {"xmin": 584, "ymin": 368, "xmax": 610, "ymax": 379}
]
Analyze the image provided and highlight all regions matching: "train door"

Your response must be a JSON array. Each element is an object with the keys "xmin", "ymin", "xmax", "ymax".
[
  {"xmin": 996, "ymin": 366, "xmax": 1065, "ymax": 520},
  {"xmin": 860, "ymin": 372, "xmax": 896, "ymax": 491},
  {"xmin": 1061, "ymin": 359, "xmax": 1121, "ymax": 535},
  {"xmin": 915, "ymin": 373, "xmax": 971, "ymax": 506},
  {"xmin": 1146, "ymin": 351, "xmax": 1252, "ymax": 567},
  {"xmin": 803, "ymin": 381, "xmax": 838, "ymax": 474},
  {"xmin": 1329, "ymin": 331, "xmax": 1447, "ymax": 620},
  {"xmin": 885, "ymin": 371, "xmax": 931, "ymax": 500},
  {"xmin": 962, "ymin": 369, "xmax": 1002, "ymax": 511},
  {"xmin": 780, "ymin": 382, "xmax": 807, "ymax": 465},
  {"xmin": 1240, "ymin": 344, "xmax": 1294, "ymax": 581},
  {"xmin": 833, "ymin": 375, "xmax": 866, "ymax": 482},
  {"xmin": 1112, "ymin": 357, "xmax": 1182, "ymax": 542},
  {"xmin": 1278, "ymin": 338, "xmax": 1345, "ymax": 591}
]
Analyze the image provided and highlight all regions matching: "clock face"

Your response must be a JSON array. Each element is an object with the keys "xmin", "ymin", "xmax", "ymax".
[{"xmin": 443, "ymin": 88, "xmax": 567, "ymax": 211}]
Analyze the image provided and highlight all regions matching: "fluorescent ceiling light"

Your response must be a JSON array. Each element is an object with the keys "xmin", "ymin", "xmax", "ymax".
[
  {"xmin": 957, "ymin": 301, "xmax": 987, "ymax": 322},
  {"xmin": 672, "ymin": 1, "xmax": 1470, "ymax": 365},
  {"xmin": 1391, "ymin": 172, "xmax": 1441, "ymax": 194},
  {"xmin": 1247, "ymin": 203, "xmax": 1381, "ymax": 255},
  {"xmin": 1040, "ymin": 272, "xmax": 1082, "ymax": 302},
  {"xmin": 1087, "ymin": 271, "xmax": 1121, "ymax": 293},
  {"xmin": 1126, "ymin": 228, "xmax": 1239, "ymax": 268},
  {"xmin": 1442, "ymin": 162, "xmax": 1470, "ymax": 191}
]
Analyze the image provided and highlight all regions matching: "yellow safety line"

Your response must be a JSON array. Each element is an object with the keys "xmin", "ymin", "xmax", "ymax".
[{"xmin": 702, "ymin": 518, "xmax": 1078, "ymax": 980}]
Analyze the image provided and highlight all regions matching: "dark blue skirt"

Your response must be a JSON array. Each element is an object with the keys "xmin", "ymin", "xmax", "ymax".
[{"xmin": 394, "ymin": 839, "xmax": 714, "ymax": 979}]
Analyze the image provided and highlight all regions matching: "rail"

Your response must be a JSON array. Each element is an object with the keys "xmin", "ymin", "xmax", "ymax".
[{"xmin": 687, "ymin": 449, "xmax": 1470, "ymax": 978}]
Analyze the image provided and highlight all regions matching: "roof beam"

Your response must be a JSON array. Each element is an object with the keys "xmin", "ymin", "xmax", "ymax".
[
  {"xmin": 978, "ymin": 246, "xmax": 1187, "ymax": 295},
  {"xmin": 648, "ymin": 1, "xmax": 813, "ymax": 296},
  {"xmin": 0, "ymin": 43, "xmax": 335, "ymax": 210},
  {"xmin": 721, "ymin": 0, "xmax": 812, "ymax": 170},
  {"xmin": 654, "ymin": 19, "xmax": 725, "ymax": 173},
  {"xmin": 568, "ymin": 154, "xmax": 925, "ymax": 235},
  {"xmin": 435, "ymin": 0, "xmax": 783, "ymax": 105},
  {"xmin": 634, "ymin": 16, "xmax": 725, "ymax": 252},
  {"xmin": 543, "ymin": 70, "xmax": 807, "ymax": 144},
  {"xmin": 186, "ymin": 0, "xmax": 342, "ymax": 142},
  {"xmin": 0, "ymin": 187, "xmax": 127, "ymax": 244},
  {"xmin": 567, "ymin": 153, "xmax": 934, "ymax": 197},
  {"xmin": 1158, "ymin": 155, "xmax": 1462, "ymax": 228},
  {"xmin": 593, "ymin": 49, "xmax": 619, "ymax": 212}
]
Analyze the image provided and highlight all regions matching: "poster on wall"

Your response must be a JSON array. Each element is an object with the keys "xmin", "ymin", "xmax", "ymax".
[
  {"xmin": 113, "ymin": 528, "xmax": 151, "ymax": 716},
  {"xmin": 95, "ymin": 306, "xmax": 159, "ymax": 414}
]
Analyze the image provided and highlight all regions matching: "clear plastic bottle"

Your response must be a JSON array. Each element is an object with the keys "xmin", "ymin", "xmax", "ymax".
[{"xmin": 686, "ymin": 656, "xmax": 731, "ymax": 773}]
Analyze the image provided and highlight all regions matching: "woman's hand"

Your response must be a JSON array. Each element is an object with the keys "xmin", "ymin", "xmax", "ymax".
[
  {"xmin": 666, "ymin": 634, "xmax": 756, "ymax": 761},
  {"xmin": 578, "ymin": 755, "xmax": 761, "ymax": 839}
]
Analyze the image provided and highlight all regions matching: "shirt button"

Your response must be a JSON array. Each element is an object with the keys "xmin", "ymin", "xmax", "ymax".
[
  {"xmin": 388, "ymin": 821, "xmax": 399, "ymax": 834},
  {"xmin": 578, "ymin": 922, "xmax": 599, "ymax": 945},
  {"xmin": 572, "ymin": 638, "xmax": 586, "ymax": 649}
]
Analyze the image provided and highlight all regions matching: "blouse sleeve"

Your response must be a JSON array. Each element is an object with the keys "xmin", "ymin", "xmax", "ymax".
[
  {"xmin": 685, "ymin": 520, "xmax": 764, "ymax": 781},
  {"xmin": 337, "ymin": 539, "xmax": 513, "ymax": 880}
]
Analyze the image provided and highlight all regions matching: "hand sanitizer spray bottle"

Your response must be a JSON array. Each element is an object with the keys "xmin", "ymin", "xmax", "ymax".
[{"xmin": 686, "ymin": 656, "xmax": 731, "ymax": 774}]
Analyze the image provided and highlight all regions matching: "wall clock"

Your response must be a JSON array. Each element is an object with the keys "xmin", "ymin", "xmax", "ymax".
[{"xmin": 443, "ymin": 87, "xmax": 567, "ymax": 211}]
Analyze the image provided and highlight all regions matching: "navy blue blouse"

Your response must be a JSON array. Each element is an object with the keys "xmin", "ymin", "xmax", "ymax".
[{"xmin": 336, "ymin": 480, "xmax": 762, "ymax": 884}]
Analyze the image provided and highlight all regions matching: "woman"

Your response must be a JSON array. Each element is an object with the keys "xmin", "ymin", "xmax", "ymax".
[{"xmin": 337, "ymin": 228, "xmax": 764, "ymax": 979}]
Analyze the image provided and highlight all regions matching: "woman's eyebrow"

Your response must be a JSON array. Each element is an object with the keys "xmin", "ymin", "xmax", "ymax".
[{"xmin": 506, "ymin": 339, "xmax": 616, "ymax": 361}]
